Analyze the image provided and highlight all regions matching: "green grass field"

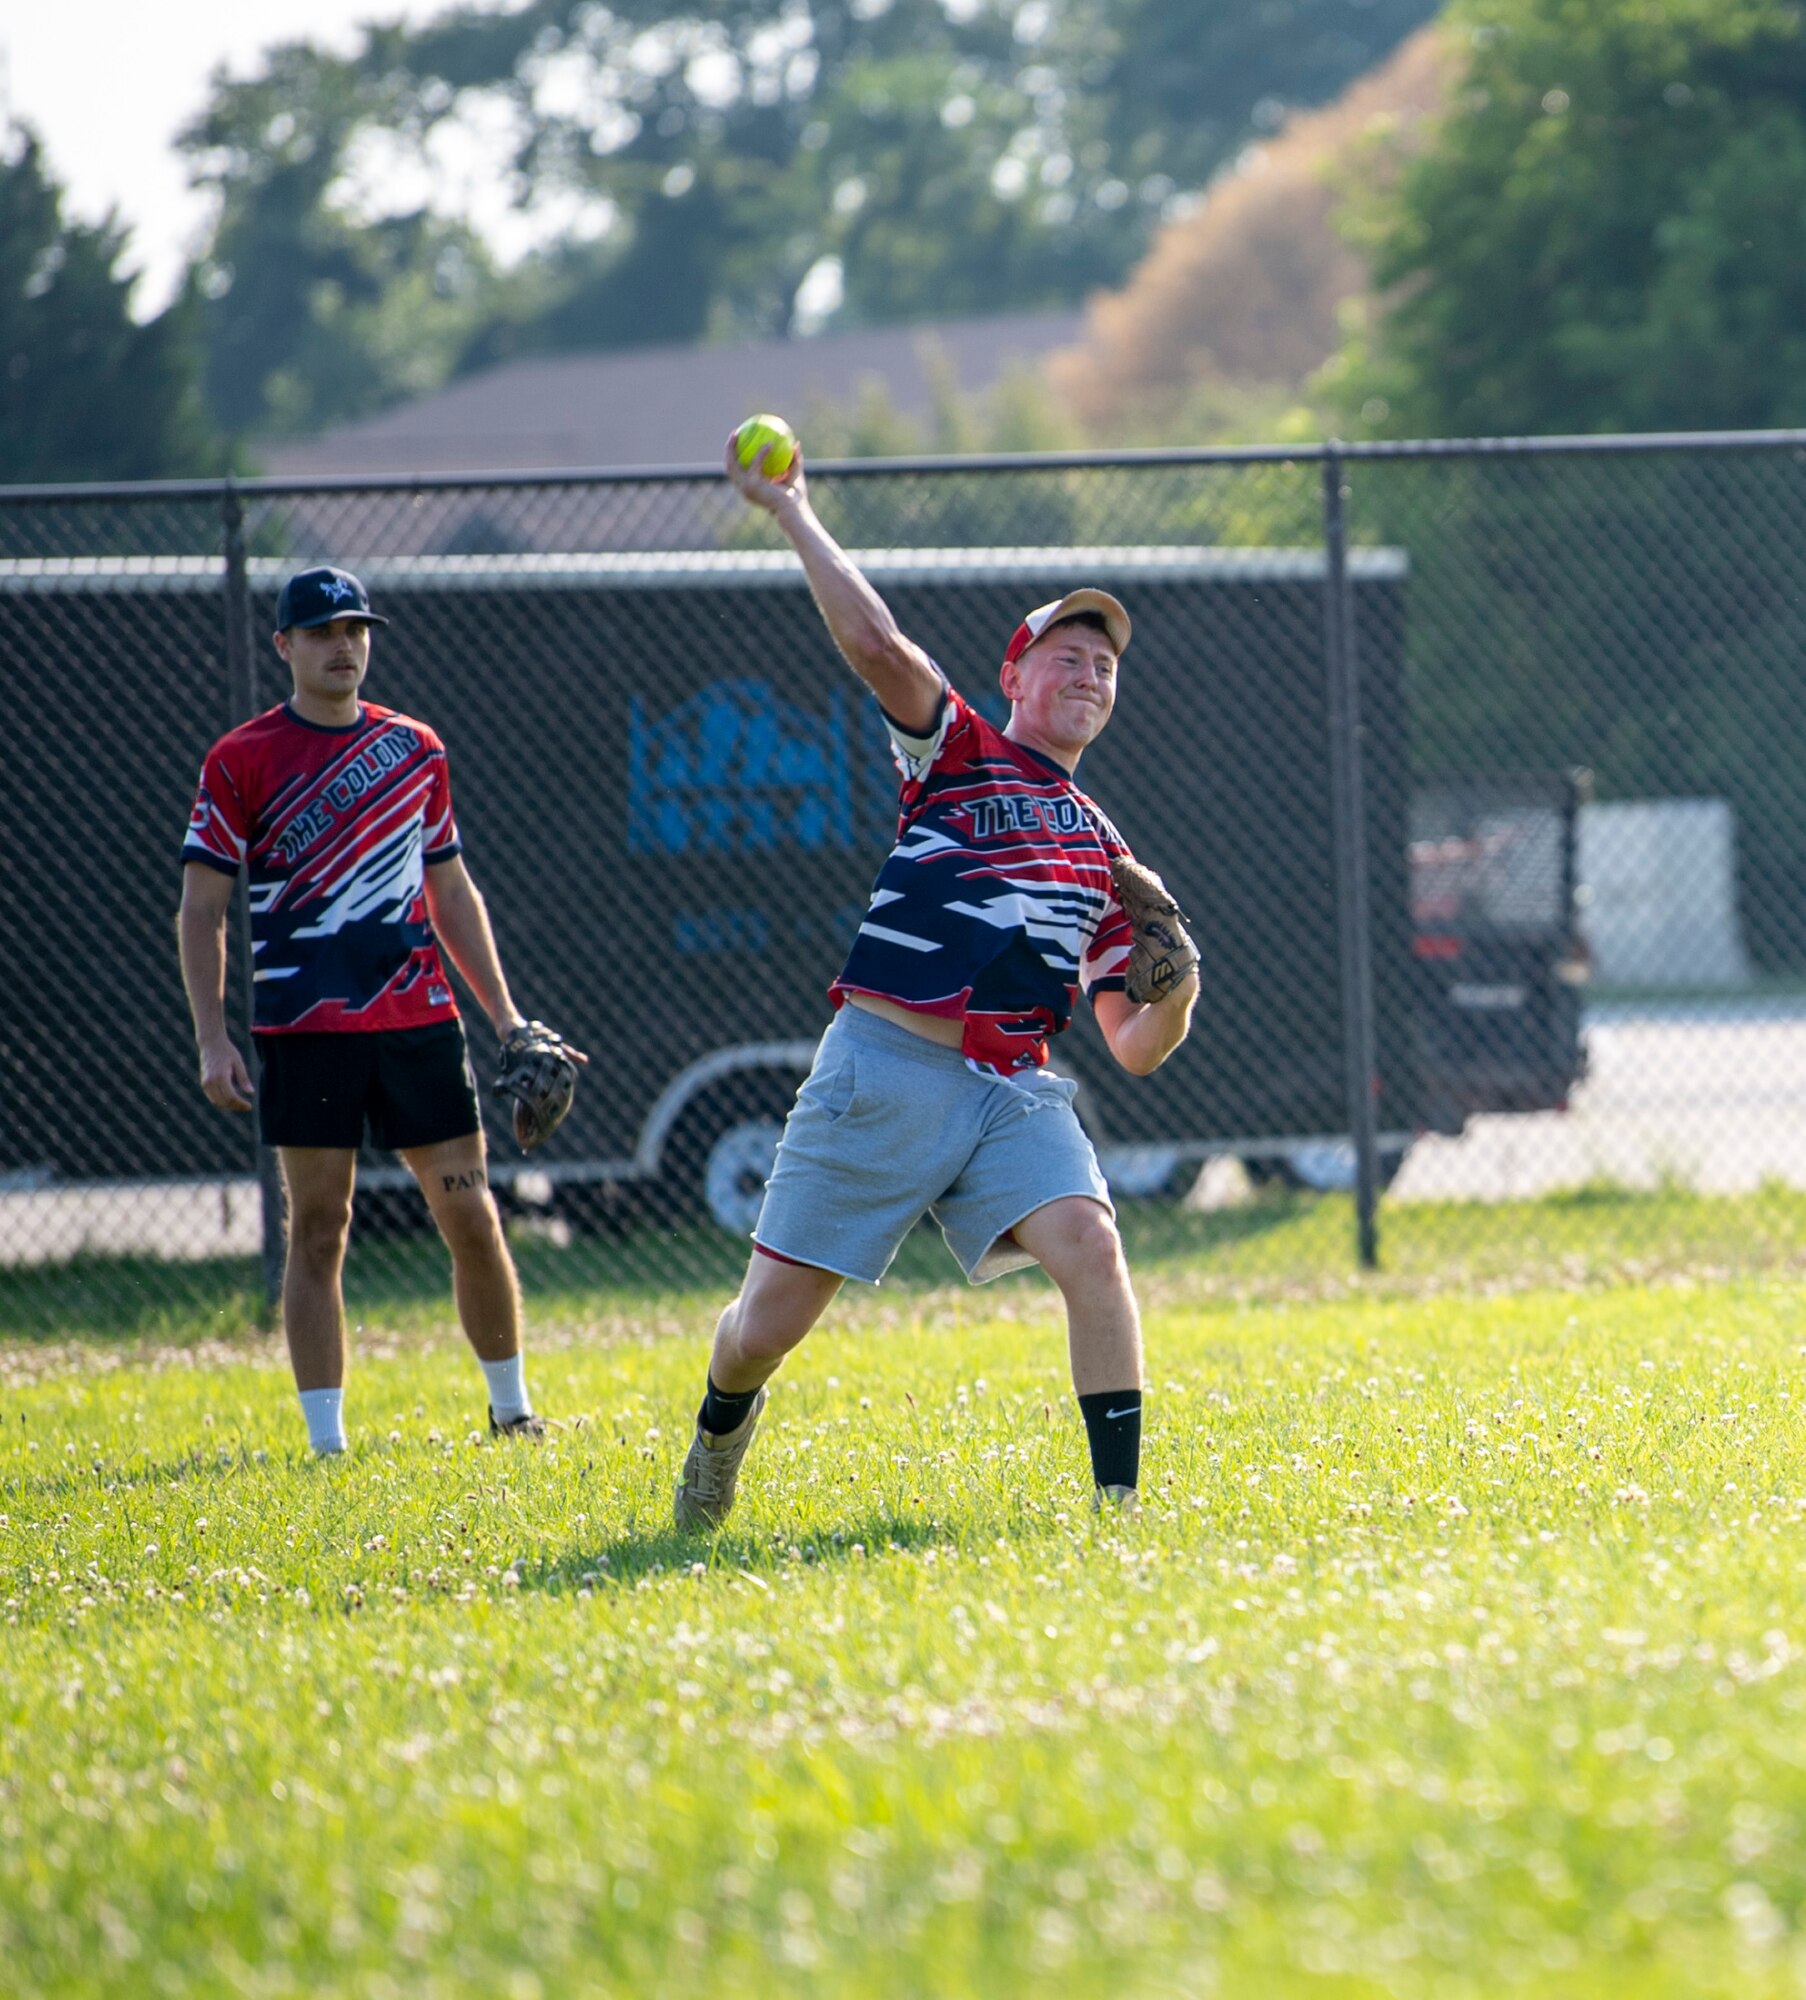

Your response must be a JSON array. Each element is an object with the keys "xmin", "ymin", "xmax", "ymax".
[{"xmin": 6, "ymin": 1190, "xmax": 1806, "ymax": 1996}]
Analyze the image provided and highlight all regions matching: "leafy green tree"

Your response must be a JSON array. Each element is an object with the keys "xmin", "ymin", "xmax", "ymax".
[
  {"xmin": 164, "ymin": 0, "xmax": 1445, "ymax": 438},
  {"xmin": 1054, "ymin": 0, "xmax": 1449, "ymax": 204},
  {"xmin": 177, "ymin": 0, "xmax": 1442, "ymax": 419},
  {"xmin": 1329, "ymin": 0, "xmax": 1806, "ymax": 435},
  {"xmin": 0, "ymin": 125, "xmax": 216, "ymax": 481},
  {"xmin": 180, "ymin": 39, "xmax": 516, "ymax": 439},
  {"xmin": 1308, "ymin": 0, "xmax": 1806, "ymax": 970},
  {"xmin": 385, "ymin": 0, "xmax": 1073, "ymax": 349},
  {"xmin": 397, "ymin": 0, "xmax": 1440, "ymax": 349}
]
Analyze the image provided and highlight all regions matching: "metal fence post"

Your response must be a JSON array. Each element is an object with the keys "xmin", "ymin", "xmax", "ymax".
[
  {"xmin": 1321, "ymin": 448, "xmax": 1382, "ymax": 1270},
  {"xmin": 220, "ymin": 482, "xmax": 286, "ymax": 1318}
]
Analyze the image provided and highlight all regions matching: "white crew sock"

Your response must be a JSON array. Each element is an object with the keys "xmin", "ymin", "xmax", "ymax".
[
  {"xmin": 480, "ymin": 1353, "xmax": 532, "ymax": 1423},
  {"xmin": 299, "ymin": 1387, "xmax": 346, "ymax": 1455}
]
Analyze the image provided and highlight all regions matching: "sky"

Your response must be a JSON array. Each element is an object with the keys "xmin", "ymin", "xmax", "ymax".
[{"xmin": 2, "ymin": 1, "xmax": 471, "ymax": 318}]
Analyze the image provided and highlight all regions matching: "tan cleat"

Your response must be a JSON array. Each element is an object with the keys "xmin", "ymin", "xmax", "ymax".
[
  {"xmin": 1094, "ymin": 1483, "xmax": 1140, "ymax": 1519},
  {"xmin": 674, "ymin": 1388, "xmax": 768, "ymax": 1531}
]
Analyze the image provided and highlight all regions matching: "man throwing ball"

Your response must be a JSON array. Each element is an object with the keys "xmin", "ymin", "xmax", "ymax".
[
  {"xmin": 177, "ymin": 566, "xmax": 583, "ymax": 1456},
  {"xmin": 674, "ymin": 430, "xmax": 1200, "ymax": 1529}
]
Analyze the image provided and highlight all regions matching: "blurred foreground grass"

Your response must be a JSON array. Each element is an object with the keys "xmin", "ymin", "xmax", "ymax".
[{"xmin": 4, "ymin": 1215, "xmax": 1806, "ymax": 1996}]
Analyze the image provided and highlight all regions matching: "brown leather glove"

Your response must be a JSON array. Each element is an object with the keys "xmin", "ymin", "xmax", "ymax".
[{"xmin": 1109, "ymin": 857, "xmax": 1200, "ymax": 1005}]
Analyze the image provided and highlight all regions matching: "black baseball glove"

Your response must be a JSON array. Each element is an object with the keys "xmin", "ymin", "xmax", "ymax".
[
  {"xmin": 1110, "ymin": 856, "xmax": 1200, "ymax": 1005},
  {"xmin": 493, "ymin": 1020, "xmax": 585, "ymax": 1151}
]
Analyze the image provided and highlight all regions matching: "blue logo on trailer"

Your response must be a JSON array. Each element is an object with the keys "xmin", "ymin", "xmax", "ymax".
[{"xmin": 627, "ymin": 678, "xmax": 855, "ymax": 855}]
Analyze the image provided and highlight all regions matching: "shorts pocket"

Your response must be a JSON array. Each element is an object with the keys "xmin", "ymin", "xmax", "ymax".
[{"xmin": 801, "ymin": 1049, "xmax": 860, "ymax": 1123}]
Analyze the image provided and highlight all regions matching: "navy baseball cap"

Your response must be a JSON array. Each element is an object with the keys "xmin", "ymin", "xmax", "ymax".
[{"xmin": 275, "ymin": 566, "xmax": 390, "ymax": 631}]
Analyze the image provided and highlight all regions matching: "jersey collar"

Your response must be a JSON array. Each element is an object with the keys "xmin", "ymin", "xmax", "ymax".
[{"xmin": 282, "ymin": 699, "xmax": 369, "ymax": 735}]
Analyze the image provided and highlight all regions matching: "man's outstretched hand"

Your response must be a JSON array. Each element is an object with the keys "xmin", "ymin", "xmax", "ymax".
[{"xmin": 724, "ymin": 430, "xmax": 808, "ymax": 515}]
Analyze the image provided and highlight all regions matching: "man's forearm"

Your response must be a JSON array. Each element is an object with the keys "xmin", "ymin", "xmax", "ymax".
[
  {"xmin": 429, "ymin": 875, "xmax": 520, "ymax": 1033},
  {"xmin": 177, "ymin": 906, "xmax": 233, "ymax": 1048},
  {"xmin": 1111, "ymin": 987, "xmax": 1199, "ymax": 1076},
  {"xmin": 728, "ymin": 446, "xmax": 939, "ymax": 727},
  {"xmin": 773, "ymin": 497, "xmax": 909, "ymax": 682}
]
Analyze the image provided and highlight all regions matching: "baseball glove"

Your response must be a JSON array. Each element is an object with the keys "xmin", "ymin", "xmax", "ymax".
[
  {"xmin": 1110, "ymin": 856, "xmax": 1200, "ymax": 1005},
  {"xmin": 493, "ymin": 1020, "xmax": 584, "ymax": 1151}
]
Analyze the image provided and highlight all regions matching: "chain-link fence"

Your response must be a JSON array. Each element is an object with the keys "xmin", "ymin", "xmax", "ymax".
[{"xmin": 4, "ymin": 436, "xmax": 1805, "ymax": 1328}]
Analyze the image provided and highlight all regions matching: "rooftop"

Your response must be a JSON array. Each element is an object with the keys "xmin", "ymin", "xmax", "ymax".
[{"xmin": 258, "ymin": 311, "xmax": 1086, "ymax": 480}]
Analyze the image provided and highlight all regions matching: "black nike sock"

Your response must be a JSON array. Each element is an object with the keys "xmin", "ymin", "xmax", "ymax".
[
  {"xmin": 1077, "ymin": 1389, "xmax": 1142, "ymax": 1490},
  {"xmin": 699, "ymin": 1376, "xmax": 762, "ymax": 1438}
]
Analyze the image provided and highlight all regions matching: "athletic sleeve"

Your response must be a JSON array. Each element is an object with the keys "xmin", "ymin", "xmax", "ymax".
[
  {"xmin": 419, "ymin": 727, "xmax": 462, "ymax": 863},
  {"xmin": 880, "ymin": 670, "xmax": 977, "ymax": 786},
  {"xmin": 181, "ymin": 741, "xmax": 249, "ymax": 877}
]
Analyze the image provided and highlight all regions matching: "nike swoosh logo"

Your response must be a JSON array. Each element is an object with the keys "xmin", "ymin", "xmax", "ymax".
[{"xmin": 1105, "ymin": 1404, "xmax": 1141, "ymax": 1421}]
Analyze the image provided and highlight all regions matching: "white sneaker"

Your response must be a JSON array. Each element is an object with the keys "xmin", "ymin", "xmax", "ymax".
[
  {"xmin": 1094, "ymin": 1483, "xmax": 1140, "ymax": 1518},
  {"xmin": 673, "ymin": 1389, "xmax": 768, "ymax": 1530}
]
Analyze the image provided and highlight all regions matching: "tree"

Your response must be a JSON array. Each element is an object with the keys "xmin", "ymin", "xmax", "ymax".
[
  {"xmin": 1053, "ymin": 0, "xmax": 1448, "ymax": 202},
  {"xmin": 387, "ymin": 0, "xmax": 1098, "ymax": 348},
  {"xmin": 1312, "ymin": 1, "xmax": 1806, "ymax": 971},
  {"xmin": 395, "ymin": 0, "xmax": 1443, "ymax": 349},
  {"xmin": 1328, "ymin": 0, "xmax": 1806, "ymax": 435},
  {"xmin": 176, "ymin": 0, "xmax": 1444, "ymax": 428},
  {"xmin": 1048, "ymin": 24, "xmax": 1453, "ymax": 443},
  {"xmin": 180, "ymin": 39, "xmax": 517, "ymax": 439},
  {"xmin": 0, "ymin": 125, "xmax": 216, "ymax": 482}
]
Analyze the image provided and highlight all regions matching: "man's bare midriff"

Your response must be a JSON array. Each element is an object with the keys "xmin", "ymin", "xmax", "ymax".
[{"xmin": 845, "ymin": 991, "xmax": 966, "ymax": 1049}]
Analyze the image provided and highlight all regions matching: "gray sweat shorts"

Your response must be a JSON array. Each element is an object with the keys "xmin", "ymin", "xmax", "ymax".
[{"xmin": 753, "ymin": 1004, "xmax": 1114, "ymax": 1285}]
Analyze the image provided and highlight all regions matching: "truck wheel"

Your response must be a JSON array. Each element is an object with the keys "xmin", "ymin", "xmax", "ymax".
[{"xmin": 656, "ymin": 1076, "xmax": 802, "ymax": 1232}]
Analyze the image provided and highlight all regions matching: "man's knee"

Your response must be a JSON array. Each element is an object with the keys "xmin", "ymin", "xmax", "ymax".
[
  {"xmin": 726, "ymin": 1295, "xmax": 802, "ymax": 1370},
  {"xmin": 436, "ymin": 1189, "xmax": 507, "ymax": 1262},
  {"xmin": 721, "ymin": 1261, "xmax": 834, "ymax": 1368},
  {"xmin": 287, "ymin": 1198, "xmax": 352, "ymax": 1269},
  {"xmin": 1032, "ymin": 1199, "xmax": 1127, "ymax": 1288}
]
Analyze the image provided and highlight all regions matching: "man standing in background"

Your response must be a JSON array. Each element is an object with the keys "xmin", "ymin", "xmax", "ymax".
[{"xmin": 177, "ymin": 566, "xmax": 581, "ymax": 1455}]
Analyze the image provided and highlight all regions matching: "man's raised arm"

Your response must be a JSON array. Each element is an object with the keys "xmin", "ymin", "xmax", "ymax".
[{"xmin": 724, "ymin": 432, "xmax": 944, "ymax": 735}]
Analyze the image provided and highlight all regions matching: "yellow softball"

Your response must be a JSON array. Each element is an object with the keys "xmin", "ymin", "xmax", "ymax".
[{"xmin": 734, "ymin": 413, "xmax": 798, "ymax": 480}]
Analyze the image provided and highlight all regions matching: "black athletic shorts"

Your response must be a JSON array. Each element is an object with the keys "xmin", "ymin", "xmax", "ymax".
[{"xmin": 253, "ymin": 1021, "xmax": 482, "ymax": 1151}]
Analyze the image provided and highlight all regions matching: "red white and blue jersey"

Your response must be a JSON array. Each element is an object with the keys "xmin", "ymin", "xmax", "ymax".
[
  {"xmin": 831, "ymin": 680, "xmax": 1136, "ymax": 1075},
  {"xmin": 182, "ymin": 702, "xmax": 463, "ymax": 1034}
]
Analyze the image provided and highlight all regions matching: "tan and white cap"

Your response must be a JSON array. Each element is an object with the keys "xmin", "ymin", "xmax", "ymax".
[{"xmin": 1002, "ymin": 588, "xmax": 1131, "ymax": 666}]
